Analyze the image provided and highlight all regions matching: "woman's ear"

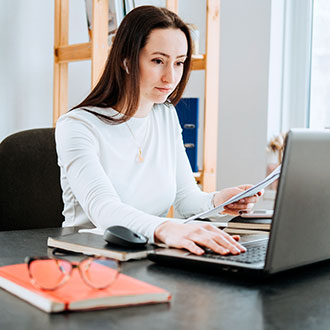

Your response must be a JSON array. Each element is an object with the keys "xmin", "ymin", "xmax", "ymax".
[{"xmin": 123, "ymin": 59, "xmax": 129, "ymax": 74}]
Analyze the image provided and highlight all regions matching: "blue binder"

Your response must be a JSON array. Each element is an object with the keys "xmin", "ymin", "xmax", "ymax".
[{"xmin": 175, "ymin": 98, "xmax": 199, "ymax": 173}]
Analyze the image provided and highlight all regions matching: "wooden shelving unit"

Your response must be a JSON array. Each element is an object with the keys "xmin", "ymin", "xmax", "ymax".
[{"xmin": 53, "ymin": 0, "xmax": 220, "ymax": 192}]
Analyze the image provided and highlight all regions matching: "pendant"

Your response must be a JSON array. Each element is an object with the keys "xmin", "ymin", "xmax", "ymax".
[{"xmin": 136, "ymin": 148, "xmax": 144, "ymax": 163}]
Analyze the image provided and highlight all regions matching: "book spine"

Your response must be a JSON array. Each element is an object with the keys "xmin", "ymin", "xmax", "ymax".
[
  {"xmin": 175, "ymin": 98, "xmax": 199, "ymax": 172},
  {"xmin": 0, "ymin": 275, "xmax": 64, "ymax": 313}
]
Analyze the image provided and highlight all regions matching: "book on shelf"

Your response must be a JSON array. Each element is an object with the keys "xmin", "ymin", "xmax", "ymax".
[
  {"xmin": 123, "ymin": 0, "xmax": 135, "ymax": 15},
  {"xmin": 176, "ymin": 97, "xmax": 199, "ymax": 173},
  {"xmin": 47, "ymin": 233, "xmax": 153, "ymax": 262},
  {"xmin": 227, "ymin": 216, "xmax": 272, "ymax": 231},
  {"xmin": 84, "ymin": 0, "xmax": 125, "ymax": 45},
  {"xmin": 0, "ymin": 263, "xmax": 170, "ymax": 313}
]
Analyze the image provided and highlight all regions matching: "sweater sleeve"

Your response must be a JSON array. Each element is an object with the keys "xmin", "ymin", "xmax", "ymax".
[{"xmin": 55, "ymin": 115, "xmax": 184, "ymax": 243}]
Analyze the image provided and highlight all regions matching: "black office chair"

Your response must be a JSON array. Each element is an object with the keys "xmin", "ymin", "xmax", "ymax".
[{"xmin": 0, "ymin": 128, "xmax": 64, "ymax": 230}]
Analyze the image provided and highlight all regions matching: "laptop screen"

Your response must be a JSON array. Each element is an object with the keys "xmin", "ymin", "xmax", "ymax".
[{"xmin": 265, "ymin": 129, "xmax": 330, "ymax": 273}]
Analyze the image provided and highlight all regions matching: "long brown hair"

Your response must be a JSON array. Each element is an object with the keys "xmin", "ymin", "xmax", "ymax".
[{"xmin": 71, "ymin": 5, "xmax": 192, "ymax": 124}]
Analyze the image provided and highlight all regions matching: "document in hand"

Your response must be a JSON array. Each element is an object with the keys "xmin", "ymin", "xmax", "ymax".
[{"xmin": 186, "ymin": 165, "xmax": 281, "ymax": 222}]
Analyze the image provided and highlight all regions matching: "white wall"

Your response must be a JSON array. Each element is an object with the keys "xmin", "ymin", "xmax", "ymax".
[
  {"xmin": 217, "ymin": 0, "xmax": 271, "ymax": 188},
  {"xmin": 267, "ymin": 0, "xmax": 285, "ymax": 141},
  {"xmin": 0, "ymin": 0, "xmax": 274, "ymax": 191},
  {"xmin": 0, "ymin": 0, "xmax": 54, "ymax": 140},
  {"xmin": 310, "ymin": 0, "xmax": 330, "ymax": 129}
]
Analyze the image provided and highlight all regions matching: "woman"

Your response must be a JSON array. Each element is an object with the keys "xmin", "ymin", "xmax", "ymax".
[{"xmin": 56, "ymin": 6, "xmax": 260, "ymax": 256}]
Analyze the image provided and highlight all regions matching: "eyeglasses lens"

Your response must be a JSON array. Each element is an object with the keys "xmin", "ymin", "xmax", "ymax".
[
  {"xmin": 80, "ymin": 258, "xmax": 119, "ymax": 289},
  {"xmin": 29, "ymin": 259, "xmax": 72, "ymax": 290}
]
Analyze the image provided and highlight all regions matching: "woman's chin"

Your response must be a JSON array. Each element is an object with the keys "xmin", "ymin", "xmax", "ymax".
[
  {"xmin": 142, "ymin": 92, "xmax": 171, "ymax": 105},
  {"xmin": 153, "ymin": 95, "xmax": 169, "ymax": 104}
]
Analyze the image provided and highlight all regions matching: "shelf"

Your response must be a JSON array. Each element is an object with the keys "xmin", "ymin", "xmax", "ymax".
[
  {"xmin": 55, "ymin": 42, "xmax": 92, "ymax": 63},
  {"xmin": 191, "ymin": 54, "xmax": 206, "ymax": 70},
  {"xmin": 53, "ymin": 0, "xmax": 220, "ymax": 192},
  {"xmin": 55, "ymin": 42, "xmax": 205, "ymax": 71}
]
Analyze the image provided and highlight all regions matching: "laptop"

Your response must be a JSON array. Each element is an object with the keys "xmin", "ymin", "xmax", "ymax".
[{"xmin": 148, "ymin": 129, "xmax": 330, "ymax": 275}]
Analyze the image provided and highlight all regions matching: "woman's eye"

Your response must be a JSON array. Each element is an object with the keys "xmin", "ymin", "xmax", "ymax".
[
  {"xmin": 152, "ymin": 59, "xmax": 163, "ymax": 64},
  {"xmin": 176, "ymin": 61, "xmax": 185, "ymax": 66}
]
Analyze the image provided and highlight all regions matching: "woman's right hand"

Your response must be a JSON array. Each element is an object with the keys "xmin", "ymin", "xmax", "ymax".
[{"xmin": 154, "ymin": 221, "xmax": 246, "ymax": 256}]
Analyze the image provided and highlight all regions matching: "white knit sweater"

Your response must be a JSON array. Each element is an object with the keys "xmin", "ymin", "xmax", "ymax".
[{"xmin": 55, "ymin": 103, "xmax": 214, "ymax": 242}]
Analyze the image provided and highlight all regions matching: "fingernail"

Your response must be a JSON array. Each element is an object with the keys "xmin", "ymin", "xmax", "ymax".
[
  {"xmin": 196, "ymin": 248, "xmax": 204, "ymax": 255},
  {"xmin": 238, "ymin": 244, "xmax": 246, "ymax": 251},
  {"xmin": 233, "ymin": 247, "xmax": 241, "ymax": 254}
]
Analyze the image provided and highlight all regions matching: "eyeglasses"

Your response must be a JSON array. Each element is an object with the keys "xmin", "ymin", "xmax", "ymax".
[{"xmin": 25, "ymin": 256, "xmax": 121, "ymax": 291}]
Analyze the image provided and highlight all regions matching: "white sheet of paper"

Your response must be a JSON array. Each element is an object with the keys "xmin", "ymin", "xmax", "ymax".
[
  {"xmin": 78, "ymin": 228, "xmax": 104, "ymax": 236},
  {"xmin": 185, "ymin": 165, "xmax": 281, "ymax": 222}
]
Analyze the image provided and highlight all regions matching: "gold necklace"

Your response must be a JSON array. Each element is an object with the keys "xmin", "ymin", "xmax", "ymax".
[{"xmin": 125, "ymin": 116, "xmax": 150, "ymax": 163}]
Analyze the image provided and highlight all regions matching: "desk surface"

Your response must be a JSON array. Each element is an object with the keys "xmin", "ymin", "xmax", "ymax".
[{"xmin": 1, "ymin": 227, "xmax": 330, "ymax": 330}]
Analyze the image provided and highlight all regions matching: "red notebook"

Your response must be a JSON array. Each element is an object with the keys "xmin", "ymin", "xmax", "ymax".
[{"xmin": 0, "ymin": 263, "xmax": 171, "ymax": 313}]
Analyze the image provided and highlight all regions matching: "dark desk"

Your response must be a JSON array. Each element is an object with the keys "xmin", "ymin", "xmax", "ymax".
[{"xmin": 1, "ymin": 228, "xmax": 330, "ymax": 330}]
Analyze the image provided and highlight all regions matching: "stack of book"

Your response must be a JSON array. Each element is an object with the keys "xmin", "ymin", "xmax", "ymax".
[
  {"xmin": 223, "ymin": 210, "xmax": 272, "ymax": 235},
  {"xmin": 224, "ymin": 218, "xmax": 271, "ymax": 235}
]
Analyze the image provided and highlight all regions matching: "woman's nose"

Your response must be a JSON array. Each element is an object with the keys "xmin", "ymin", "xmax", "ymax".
[{"xmin": 162, "ymin": 65, "xmax": 175, "ymax": 83}]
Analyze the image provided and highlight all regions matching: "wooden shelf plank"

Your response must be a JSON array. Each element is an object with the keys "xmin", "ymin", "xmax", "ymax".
[
  {"xmin": 55, "ymin": 44, "xmax": 206, "ymax": 71},
  {"xmin": 193, "ymin": 171, "xmax": 203, "ymax": 184},
  {"xmin": 55, "ymin": 42, "xmax": 92, "ymax": 63},
  {"xmin": 191, "ymin": 54, "xmax": 206, "ymax": 70}
]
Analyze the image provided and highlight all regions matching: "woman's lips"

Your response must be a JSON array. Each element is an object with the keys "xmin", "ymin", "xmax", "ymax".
[{"xmin": 155, "ymin": 87, "xmax": 172, "ymax": 93}]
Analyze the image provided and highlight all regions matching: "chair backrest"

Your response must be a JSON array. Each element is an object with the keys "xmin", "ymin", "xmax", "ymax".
[{"xmin": 0, "ymin": 128, "xmax": 64, "ymax": 230}]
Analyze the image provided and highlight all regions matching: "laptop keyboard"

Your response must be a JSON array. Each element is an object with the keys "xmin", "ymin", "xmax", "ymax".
[{"xmin": 201, "ymin": 241, "xmax": 267, "ymax": 264}]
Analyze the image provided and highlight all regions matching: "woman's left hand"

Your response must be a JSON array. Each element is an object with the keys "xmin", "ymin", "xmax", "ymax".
[{"xmin": 213, "ymin": 185, "xmax": 263, "ymax": 216}]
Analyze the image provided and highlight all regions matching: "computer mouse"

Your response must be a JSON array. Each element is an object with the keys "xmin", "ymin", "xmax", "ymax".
[{"xmin": 103, "ymin": 225, "xmax": 148, "ymax": 248}]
